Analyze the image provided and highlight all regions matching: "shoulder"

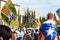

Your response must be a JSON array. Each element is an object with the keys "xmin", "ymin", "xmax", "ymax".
[{"xmin": 43, "ymin": 20, "xmax": 55, "ymax": 25}]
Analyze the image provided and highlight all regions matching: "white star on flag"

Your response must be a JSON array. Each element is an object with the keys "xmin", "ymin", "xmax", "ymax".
[{"xmin": 46, "ymin": 27, "xmax": 54, "ymax": 36}]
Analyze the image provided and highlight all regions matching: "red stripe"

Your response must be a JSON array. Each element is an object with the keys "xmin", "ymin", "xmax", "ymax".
[
  {"xmin": 58, "ymin": 36, "xmax": 60, "ymax": 40},
  {"xmin": 39, "ymin": 32, "xmax": 42, "ymax": 40},
  {"xmin": 44, "ymin": 37, "xmax": 46, "ymax": 40},
  {"xmin": 39, "ymin": 32, "xmax": 46, "ymax": 40}
]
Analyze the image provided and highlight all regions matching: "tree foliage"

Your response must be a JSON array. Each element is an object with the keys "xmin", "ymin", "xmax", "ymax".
[{"xmin": 41, "ymin": 17, "xmax": 47, "ymax": 23}]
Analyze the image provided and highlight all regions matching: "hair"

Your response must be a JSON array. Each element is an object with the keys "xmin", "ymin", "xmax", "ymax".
[
  {"xmin": 0, "ymin": 25, "xmax": 12, "ymax": 40},
  {"xmin": 35, "ymin": 29, "xmax": 38, "ymax": 32},
  {"xmin": 47, "ymin": 12, "xmax": 54, "ymax": 19},
  {"xmin": 31, "ymin": 30, "xmax": 34, "ymax": 32}
]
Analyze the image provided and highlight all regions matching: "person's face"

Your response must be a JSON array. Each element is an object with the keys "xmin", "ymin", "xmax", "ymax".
[{"xmin": 0, "ymin": 37, "xmax": 3, "ymax": 40}]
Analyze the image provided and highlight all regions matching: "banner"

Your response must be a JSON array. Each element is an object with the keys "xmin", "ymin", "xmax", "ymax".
[
  {"xmin": 10, "ymin": 20, "xmax": 19, "ymax": 27},
  {"xmin": 5, "ymin": 1, "xmax": 17, "ymax": 16}
]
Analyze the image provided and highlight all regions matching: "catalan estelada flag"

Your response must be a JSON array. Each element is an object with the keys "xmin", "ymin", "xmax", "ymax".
[{"xmin": 39, "ymin": 20, "xmax": 57, "ymax": 40}]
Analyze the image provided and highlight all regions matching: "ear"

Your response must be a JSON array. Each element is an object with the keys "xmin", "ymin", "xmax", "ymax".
[{"xmin": 0, "ymin": 37, "xmax": 3, "ymax": 40}]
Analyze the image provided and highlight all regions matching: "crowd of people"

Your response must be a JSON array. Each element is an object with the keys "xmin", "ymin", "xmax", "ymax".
[
  {"xmin": 0, "ymin": 12, "xmax": 60, "ymax": 40},
  {"xmin": 0, "ymin": 25, "xmax": 39, "ymax": 40}
]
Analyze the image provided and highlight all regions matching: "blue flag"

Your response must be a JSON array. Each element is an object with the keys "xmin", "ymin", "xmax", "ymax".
[{"xmin": 40, "ymin": 20, "xmax": 57, "ymax": 40}]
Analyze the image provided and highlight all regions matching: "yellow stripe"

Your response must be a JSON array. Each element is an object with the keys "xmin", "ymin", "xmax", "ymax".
[{"xmin": 41, "ymin": 34, "xmax": 45, "ymax": 40}]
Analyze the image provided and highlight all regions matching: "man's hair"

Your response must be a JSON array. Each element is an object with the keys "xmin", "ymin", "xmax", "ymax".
[
  {"xmin": 0, "ymin": 25, "xmax": 12, "ymax": 40},
  {"xmin": 35, "ymin": 29, "xmax": 38, "ymax": 32},
  {"xmin": 47, "ymin": 12, "xmax": 54, "ymax": 19}
]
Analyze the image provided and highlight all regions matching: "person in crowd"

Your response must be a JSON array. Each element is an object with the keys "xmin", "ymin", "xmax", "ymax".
[
  {"xmin": 11, "ymin": 27, "xmax": 17, "ymax": 40},
  {"xmin": 17, "ymin": 27, "xmax": 24, "ymax": 40},
  {"xmin": 39, "ymin": 12, "xmax": 57, "ymax": 40},
  {"xmin": 34, "ymin": 29, "xmax": 39, "ymax": 40},
  {"xmin": 11, "ymin": 31, "xmax": 17, "ymax": 40},
  {"xmin": 0, "ymin": 25, "xmax": 12, "ymax": 40},
  {"xmin": 31, "ymin": 30, "xmax": 34, "ymax": 40},
  {"xmin": 0, "ymin": 37, "xmax": 3, "ymax": 40},
  {"xmin": 35, "ymin": 29, "xmax": 39, "ymax": 35},
  {"xmin": 22, "ymin": 27, "xmax": 26, "ymax": 34},
  {"xmin": 23, "ymin": 30, "xmax": 32, "ymax": 40}
]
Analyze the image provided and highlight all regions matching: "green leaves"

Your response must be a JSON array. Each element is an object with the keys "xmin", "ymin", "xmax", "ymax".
[
  {"xmin": 18, "ymin": 15, "xmax": 21, "ymax": 23},
  {"xmin": 41, "ymin": 17, "xmax": 47, "ymax": 23},
  {"xmin": 25, "ymin": 22, "xmax": 31, "ymax": 28},
  {"xmin": 25, "ymin": 8, "xmax": 35, "ymax": 28},
  {"xmin": 32, "ymin": 10, "xmax": 35, "ymax": 18}
]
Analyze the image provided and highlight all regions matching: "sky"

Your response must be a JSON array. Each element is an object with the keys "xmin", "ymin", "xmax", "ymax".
[{"xmin": 12, "ymin": 0, "xmax": 60, "ymax": 17}]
